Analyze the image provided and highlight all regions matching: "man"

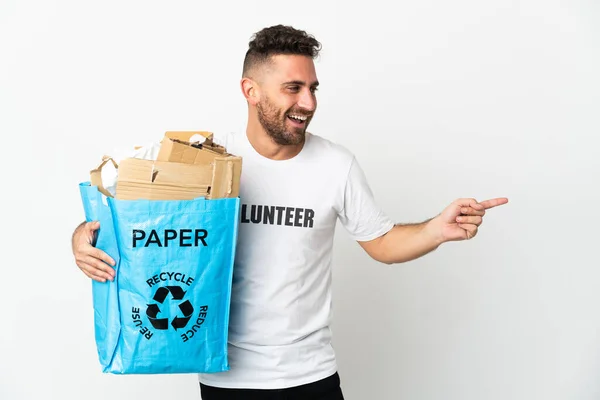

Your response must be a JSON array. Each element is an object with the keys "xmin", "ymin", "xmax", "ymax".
[{"xmin": 72, "ymin": 25, "xmax": 508, "ymax": 399}]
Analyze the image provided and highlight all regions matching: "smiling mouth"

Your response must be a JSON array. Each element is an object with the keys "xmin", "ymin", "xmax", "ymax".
[{"xmin": 287, "ymin": 114, "xmax": 309, "ymax": 125}]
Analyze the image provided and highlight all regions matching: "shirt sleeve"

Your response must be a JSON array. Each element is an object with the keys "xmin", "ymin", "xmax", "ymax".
[{"xmin": 337, "ymin": 157, "xmax": 395, "ymax": 241}]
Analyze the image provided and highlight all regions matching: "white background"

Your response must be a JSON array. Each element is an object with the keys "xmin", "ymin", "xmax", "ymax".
[{"xmin": 1, "ymin": 0, "xmax": 599, "ymax": 399}]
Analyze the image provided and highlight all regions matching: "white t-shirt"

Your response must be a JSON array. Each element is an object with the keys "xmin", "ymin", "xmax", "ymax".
[{"xmin": 198, "ymin": 130, "xmax": 394, "ymax": 389}]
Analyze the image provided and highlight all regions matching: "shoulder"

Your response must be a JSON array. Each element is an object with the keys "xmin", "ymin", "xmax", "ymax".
[{"xmin": 306, "ymin": 133, "xmax": 355, "ymax": 165}]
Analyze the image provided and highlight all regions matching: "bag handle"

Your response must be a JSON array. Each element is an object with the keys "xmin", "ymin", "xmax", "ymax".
[{"xmin": 90, "ymin": 156, "xmax": 119, "ymax": 198}]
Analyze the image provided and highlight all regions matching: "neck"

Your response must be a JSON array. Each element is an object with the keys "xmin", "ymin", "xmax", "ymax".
[{"xmin": 246, "ymin": 115, "xmax": 305, "ymax": 161}]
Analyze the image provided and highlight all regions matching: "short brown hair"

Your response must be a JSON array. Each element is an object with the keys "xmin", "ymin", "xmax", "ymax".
[{"xmin": 242, "ymin": 25, "xmax": 322, "ymax": 77}]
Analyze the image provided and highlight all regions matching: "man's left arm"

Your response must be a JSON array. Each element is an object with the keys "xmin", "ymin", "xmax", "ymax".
[{"xmin": 359, "ymin": 197, "xmax": 508, "ymax": 264}]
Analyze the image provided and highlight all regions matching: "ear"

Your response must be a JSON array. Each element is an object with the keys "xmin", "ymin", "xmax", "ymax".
[{"xmin": 241, "ymin": 77, "xmax": 260, "ymax": 105}]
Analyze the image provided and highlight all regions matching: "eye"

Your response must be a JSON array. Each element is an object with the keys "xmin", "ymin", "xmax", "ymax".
[
  {"xmin": 310, "ymin": 87, "xmax": 319, "ymax": 94},
  {"xmin": 288, "ymin": 86, "xmax": 300, "ymax": 92}
]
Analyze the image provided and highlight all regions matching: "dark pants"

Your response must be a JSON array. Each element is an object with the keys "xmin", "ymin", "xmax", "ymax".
[{"xmin": 200, "ymin": 372, "xmax": 345, "ymax": 400}]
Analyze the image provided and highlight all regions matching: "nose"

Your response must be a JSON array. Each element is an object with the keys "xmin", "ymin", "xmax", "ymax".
[{"xmin": 297, "ymin": 88, "xmax": 316, "ymax": 113}]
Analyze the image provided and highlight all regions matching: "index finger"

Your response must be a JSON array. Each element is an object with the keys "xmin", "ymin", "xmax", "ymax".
[{"xmin": 479, "ymin": 197, "xmax": 509, "ymax": 210}]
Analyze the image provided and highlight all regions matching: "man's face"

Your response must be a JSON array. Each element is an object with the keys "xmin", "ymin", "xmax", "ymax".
[{"xmin": 255, "ymin": 54, "xmax": 319, "ymax": 146}]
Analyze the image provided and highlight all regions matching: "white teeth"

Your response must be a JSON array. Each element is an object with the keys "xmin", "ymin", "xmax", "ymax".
[{"xmin": 289, "ymin": 115, "xmax": 307, "ymax": 121}]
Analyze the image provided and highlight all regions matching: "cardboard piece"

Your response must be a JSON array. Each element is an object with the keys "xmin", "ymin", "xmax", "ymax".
[
  {"xmin": 153, "ymin": 131, "xmax": 242, "ymax": 199},
  {"xmin": 157, "ymin": 131, "xmax": 227, "ymax": 165},
  {"xmin": 90, "ymin": 157, "xmax": 118, "ymax": 198},
  {"xmin": 114, "ymin": 157, "xmax": 241, "ymax": 200},
  {"xmin": 91, "ymin": 131, "xmax": 242, "ymax": 201},
  {"xmin": 115, "ymin": 159, "xmax": 213, "ymax": 200}
]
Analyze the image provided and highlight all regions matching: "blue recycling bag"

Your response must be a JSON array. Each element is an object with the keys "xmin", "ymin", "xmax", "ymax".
[{"xmin": 79, "ymin": 182, "xmax": 239, "ymax": 374}]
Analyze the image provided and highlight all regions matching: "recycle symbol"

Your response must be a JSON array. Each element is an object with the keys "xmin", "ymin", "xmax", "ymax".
[{"xmin": 146, "ymin": 286, "xmax": 194, "ymax": 330}]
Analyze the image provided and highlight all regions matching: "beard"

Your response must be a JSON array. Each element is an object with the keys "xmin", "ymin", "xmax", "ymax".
[{"xmin": 256, "ymin": 96, "xmax": 312, "ymax": 146}]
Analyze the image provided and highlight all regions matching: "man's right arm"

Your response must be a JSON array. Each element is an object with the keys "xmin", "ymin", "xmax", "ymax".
[{"xmin": 72, "ymin": 221, "xmax": 116, "ymax": 282}]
